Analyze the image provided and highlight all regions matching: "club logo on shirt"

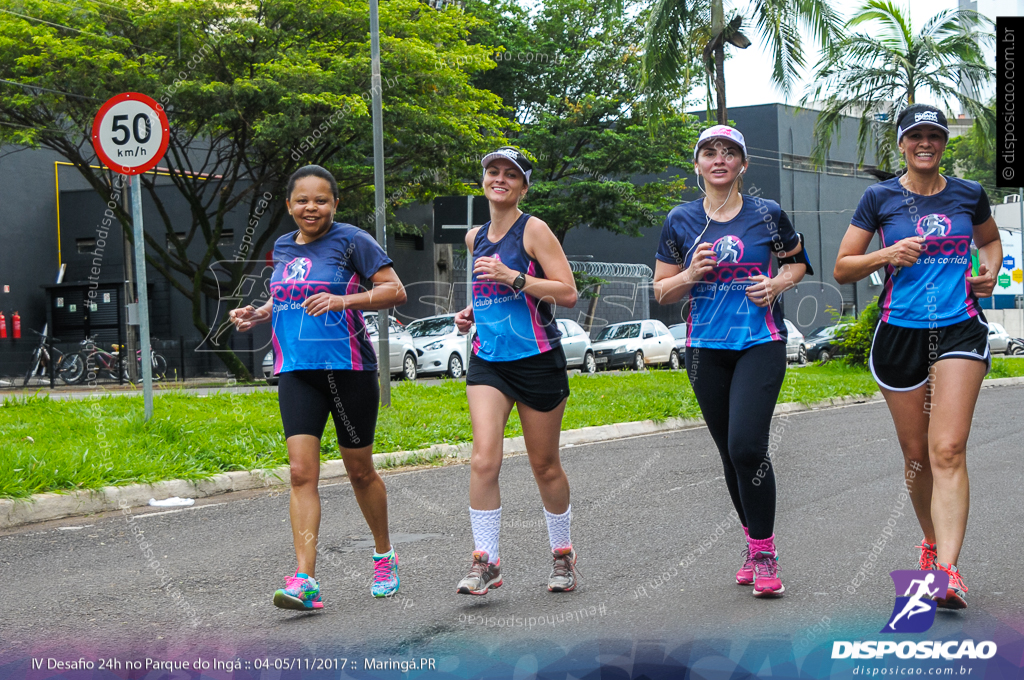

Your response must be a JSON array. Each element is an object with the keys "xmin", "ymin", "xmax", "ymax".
[
  {"xmin": 712, "ymin": 235, "xmax": 744, "ymax": 263},
  {"xmin": 283, "ymin": 257, "xmax": 313, "ymax": 282},
  {"xmin": 915, "ymin": 214, "xmax": 952, "ymax": 238}
]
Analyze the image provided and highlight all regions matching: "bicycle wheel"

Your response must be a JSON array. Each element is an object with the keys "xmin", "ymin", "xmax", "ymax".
[
  {"xmin": 58, "ymin": 352, "xmax": 86, "ymax": 385},
  {"xmin": 151, "ymin": 353, "xmax": 168, "ymax": 381},
  {"xmin": 23, "ymin": 347, "xmax": 42, "ymax": 387}
]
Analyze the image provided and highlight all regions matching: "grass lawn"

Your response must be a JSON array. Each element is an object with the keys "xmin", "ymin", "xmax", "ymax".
[{"xmin": 2, "ymin": 359, "xmax": 1021, "ymax": 499}]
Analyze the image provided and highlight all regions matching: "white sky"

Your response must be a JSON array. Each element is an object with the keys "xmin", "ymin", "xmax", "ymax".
[{"xmin": 722, "ymin": 0, "xmax": 970, "ymax": 108}]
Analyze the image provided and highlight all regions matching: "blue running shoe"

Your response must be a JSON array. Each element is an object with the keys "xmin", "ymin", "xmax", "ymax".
[
  {"xmin": 372, "ymin": 549, "xmax": 399, "ymax": 597},
  {"xmin": 273, "ymin": 571, "xmax": 324, "ymax": 610}
]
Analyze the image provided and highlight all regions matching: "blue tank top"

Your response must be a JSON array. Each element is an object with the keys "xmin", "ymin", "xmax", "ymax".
[{"xmin": 471, "ymin": 212, "xmax": 562, "ymax": 361}]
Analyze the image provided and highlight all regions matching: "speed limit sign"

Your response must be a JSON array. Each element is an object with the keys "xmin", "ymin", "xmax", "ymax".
[{"xmin": 91, "ymin": 92, "xmax": 169, "ymax": 175}]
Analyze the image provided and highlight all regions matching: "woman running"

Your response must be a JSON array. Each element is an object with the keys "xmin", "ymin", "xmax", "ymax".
[
  {"xmin": 453, "ymin": 147, "xmax": 580, "ymax": 595},
  {"xmin": 653, "ymin": 125, "xmax": 811, "ymax": 597},
  {"xmin": 230, "ymin": 165, "xmax": 407, "ymax": 610},
  {"xmin": 834, "ymin": 104, "xmax": 1000, "ymax": 609}
]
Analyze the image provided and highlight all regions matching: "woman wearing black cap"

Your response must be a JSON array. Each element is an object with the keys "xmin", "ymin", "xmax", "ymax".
[
  {"xmin": 835, "ymin": 104, "xmax": 1001, "ymax": 609},
  {"xmin": 452, "ymin": 147, "xmax": 581, "ymax": 596}
]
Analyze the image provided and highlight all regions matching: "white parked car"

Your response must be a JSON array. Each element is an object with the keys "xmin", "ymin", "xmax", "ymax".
[
  {"xmin": 407, "ymin": 314, "xmax": 471, "ymax": 379},
  {"xmin": 987, "ymin": 321, "xmax": 1024, "ymax": 355},
  {"xmin": 591, "ymin": 319, "xmax": 680, "ymax": 371},
  {"xmin": 784, "ymin": 319, "xmax": 805, "ymax": 363},
  {"xmin": 556, "ymin": 318, "xmax": 597, "ymax": 374},
  {"xmin": 668, "ymin": 323, "xmax": 687, "ymax": 353},
  {"xmin": 364, "ymin": 312, "xmax": 418, "ymax": 380}
]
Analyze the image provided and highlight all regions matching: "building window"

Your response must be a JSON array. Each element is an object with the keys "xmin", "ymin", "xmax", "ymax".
[
  {"xmin": 394, "ymin": 233, "xmax": 424, "ymax": 251},
  {"xmin": 217, "ymin": 230, "xmax": 235, "ymax": 247},
  {"xmin": 166, "ymin": 232, "xmax": 187, "ymax": 249},
  {"xmin": 781, "ymin": 154, "xmax": 817, "ymax": 173},
  {"xmin": 76, "ymin": 237, "xmax": 96, "ymax": 254},
  {"xmin": 826, "ymin": 160, "xmax": 856, "ymax": 177}
]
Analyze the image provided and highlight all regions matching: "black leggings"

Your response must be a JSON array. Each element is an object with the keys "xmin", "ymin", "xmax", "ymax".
[
  {"xmin": 278, "ymin": 369, "xmax": 379, "ymax": 449},
  {"xmin": 684, "ymin": 341, "xmax": 786, "ymax": 540}
]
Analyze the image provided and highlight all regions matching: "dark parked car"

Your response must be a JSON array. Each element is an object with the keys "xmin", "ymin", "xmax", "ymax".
[{"xmin": 800, "ymin": 323, "xmax": 852, "ymax": 364}]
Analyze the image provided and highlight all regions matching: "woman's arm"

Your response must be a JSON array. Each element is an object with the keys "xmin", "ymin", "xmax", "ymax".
[
  {"xmin": 302, "ymin": 265, "xmax": 407, "ymax": 316},
  {"xmin": 229, "ymin": 298, "xmax": 273, "ymax": 332},
  {"xmin": 968, "ymin": 216, "xmax": 1002, "ymax": 298},
  {"xmin": 474, "ymin": 217, "xmax": 578, "ymax": 308},
  {"xmin": 834, "ymin": 225, "xmax": 925, "ymax": 285},
  {"xmin": 653, "ymin": 243, "xmax": 717, "ymax": 305}
]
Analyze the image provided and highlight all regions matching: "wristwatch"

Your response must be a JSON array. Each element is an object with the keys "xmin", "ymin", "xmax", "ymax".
[{"xmin": 511, "ymin": 271, "xmax": 526, "ymax": 292}]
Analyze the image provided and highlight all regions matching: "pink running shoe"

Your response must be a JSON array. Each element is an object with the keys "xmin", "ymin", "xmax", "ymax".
[
  {"xmin": 935, "ymin": 563, "xmax": 967, "ymax": 610},
  {"xmin": 273, "ymin": 571, "xmax": 324, "ymax": 610},
  {"xmin": 751, "ymin": 551, "xmax": 785, "ymax": 597},
  {"xmin": 918, "ymin": 540, "xmax": 937, "ymax": 571},
  {"xmin": 736, "ymin": 545, "xmax": 755, "ymax": 585}
]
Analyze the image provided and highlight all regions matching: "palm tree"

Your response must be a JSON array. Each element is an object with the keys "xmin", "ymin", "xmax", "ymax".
[
  {"xmin": 803, "ymin": 0, "xmax": 993, "ymax": 172},
  {"xmin": 642, "ymin": 0, "xmax": 843, "ymax": 124}
]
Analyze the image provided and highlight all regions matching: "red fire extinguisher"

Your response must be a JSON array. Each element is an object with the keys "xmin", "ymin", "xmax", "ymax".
[
  {"xmin": 12, "ymin": 311, "xmax": 20, "ymax": 339},
  {"xmin": 0, "ymin": 312, "xmax": 6, "ymax": 339}
]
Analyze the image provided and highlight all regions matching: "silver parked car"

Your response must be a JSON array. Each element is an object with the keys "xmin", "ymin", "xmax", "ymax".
[
  {"xmin": 556, "ymin": 318, "xmax": 596, "ymax": 374},
  {"xmin": 407, "ymin": 314, "xmax": 471, "ymax": 379},
  {"xmin": 668, "ymin": 323, "xmax": 687, "ymax": 353},
  {"xmin": 591, "ymin": 319, "xmax": 680, "ymax": 371},
  {"xmin": 364, "ymin": 312, "xmax": 419, "ymax": 380},
  {"xmin": 784, "ymin": 319, "xmax": 805, "ymax": 363}
]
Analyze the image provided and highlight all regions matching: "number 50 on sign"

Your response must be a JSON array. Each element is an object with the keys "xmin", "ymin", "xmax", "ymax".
[{"xmin": 91, "ymin": 92, "xmax": 169, "ymax": 175}]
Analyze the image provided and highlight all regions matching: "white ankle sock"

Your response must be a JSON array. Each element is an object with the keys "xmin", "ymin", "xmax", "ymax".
[
  {"xmin": 469, "ymin": 507, "xmax": 501, "ymax": 563},
  {"xmin": 544, "ymin": 505, "xmax": 572, "ymax": 551}
]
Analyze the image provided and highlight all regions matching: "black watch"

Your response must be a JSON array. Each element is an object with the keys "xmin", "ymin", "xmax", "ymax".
[{"xmin": 511, "ymin": 271, "xmax": 526, "ymax": 291}]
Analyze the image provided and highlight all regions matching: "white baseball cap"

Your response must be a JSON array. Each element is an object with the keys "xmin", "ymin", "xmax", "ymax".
[{"xmin": 693, "ymin": 125, "xmax": 747, "ymax": 160}]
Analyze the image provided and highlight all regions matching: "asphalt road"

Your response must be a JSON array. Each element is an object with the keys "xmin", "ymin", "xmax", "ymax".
[{"xmin": 1, "ymin": 384, "xmax": 1022, "ymax": 676}]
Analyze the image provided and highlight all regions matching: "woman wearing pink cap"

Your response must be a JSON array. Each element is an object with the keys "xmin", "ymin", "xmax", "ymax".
[{"xmin": 654, "ymin": 125, "xmax": 812, "ymax": 597}]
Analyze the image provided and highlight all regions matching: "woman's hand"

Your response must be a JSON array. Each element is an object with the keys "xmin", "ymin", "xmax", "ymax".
[
  {"xmin": 685, "ymin": 243, "xmax": 717, "ymax": 283},
  {"xmin": 473, "ymin": 256, "xmax": 516, "ymax": 286},
  {"xmin": 886, "ymin": 236, "xmax": 925, "ymax": 269},
  {"xmin": 744, "ymin": 275, "xmax": 778, "ymax": 308},
  {"xmin": 302, "ymin": 293, "xmax": 344, "ymax": 317},
  {"xmin": 454, "ymin": 305, "xmax": 474, "ymax": 333},
  {"xmin": 968, "ymin": 262, "xmax": 996, "ymax": 298},
  {"xmin": 229, "ymin": 304, "xmax": 270, "ymax": 332}
]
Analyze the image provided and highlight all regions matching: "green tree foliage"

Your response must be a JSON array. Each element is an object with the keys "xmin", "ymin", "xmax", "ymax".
[
  {"xmin": 804, "ymin": 1, "xmax": 993, "ymax": 173},
  {"xmin": 0, "ymin": 0, "xmax": 506, "ymax": 378},
  {"xmin": 463, "ymin": 0, "xmax": 702, "ymax": 244},
  {"xmin": 942, "ymin": 106, "xmax": 1013, "ymax": 203},
  {"xmin": 838, "ymin": 298, "xmax": 881, "ymax": 367},
  {"xmin": 642, "ymin": 0, "xmax": 842, "ymax": 124}
]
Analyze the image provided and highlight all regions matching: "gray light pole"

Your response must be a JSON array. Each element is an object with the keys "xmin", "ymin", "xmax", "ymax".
[{"xmin": 369, "ymin": 0, "xmax": 391, "ymax": 406}]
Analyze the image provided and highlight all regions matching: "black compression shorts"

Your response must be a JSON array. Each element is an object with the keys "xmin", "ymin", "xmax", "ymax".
[
  {"xmin": 277, "ymin": 369, "xmax": 379, "ymax": 448},
  {"xmin": 467, "ymin": 346, "xmax": 570, "ymax": 412}
]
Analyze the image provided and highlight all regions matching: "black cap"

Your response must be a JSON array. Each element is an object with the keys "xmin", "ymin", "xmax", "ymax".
[
  {"xmin": 896, "ymin": 104, "xmax": 949, "ymax": 143},
  {"xmin": 481, "ymin": 147, "xmax": 533, "ymax": 185}
]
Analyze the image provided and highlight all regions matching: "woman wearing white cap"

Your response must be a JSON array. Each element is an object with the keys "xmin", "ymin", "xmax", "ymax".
[
  {"xmin": 654, "ymin": 125, "xmax": 811, "ymax": 597},
  {"xmin": 453, "ymin": 147, "xmax": 581, "ymax": 595},
  {"xmin": 835, "ymin": 104, "xmax": 1000, "ymax": 609}
]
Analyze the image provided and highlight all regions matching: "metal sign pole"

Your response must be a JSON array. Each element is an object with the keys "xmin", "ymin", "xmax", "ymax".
[
  {"xmin": 369, "ymin": 0, "xmax": 390, "ymax": 406},
  {"xmin": 130, "ymin": 174, "xmax": 154, "ymax": 419}
]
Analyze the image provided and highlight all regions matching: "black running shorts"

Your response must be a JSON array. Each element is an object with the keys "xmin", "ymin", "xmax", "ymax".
[
  {"xmin": 467, "ymin": 346, "xmax": 570, "ymax": 412},
  {"xmin": 869, "ymin": 316, "xmax": 990, "ymax": 391},
  {"xmin": 277, "ymin": 369, "xmax": 379, "ymax": 448}
]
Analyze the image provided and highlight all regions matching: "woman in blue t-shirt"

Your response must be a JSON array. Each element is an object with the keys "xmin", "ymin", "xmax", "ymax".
[
  {"xmin": 451, "ymin": 147, "xmax": 581, "ymax": 596},
  {"xmin": 654, "ymin": 126, "xmax": 810, "ymax": 598},
  {"xmin": 835, "ymin": 104, "xmax": 1001, "ymax": 609},
  {"xmin": 230, "ymin": 165, "xmax": 408, "ymax": 610}
]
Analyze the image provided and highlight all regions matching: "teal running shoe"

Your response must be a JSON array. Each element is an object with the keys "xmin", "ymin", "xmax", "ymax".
[
  {"xmin": 273, "ymin": 571, "xmax": 324, "ymax": 610},
  {"xmin": 372, "ymin": 550, "xmax": 400, "ymax": 597}
]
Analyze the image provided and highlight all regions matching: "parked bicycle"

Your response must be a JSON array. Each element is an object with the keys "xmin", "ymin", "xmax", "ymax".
[
  {"xmin": 74, "ymin": 337, "xmax": 128, "ymax": 383},
  {"xmin": 113, "ymin": 342, "xmax": 168, "ymax": 382},
  {"xmin": 23, "ymin": 328, "xmax": 85, "ymax": 386}
]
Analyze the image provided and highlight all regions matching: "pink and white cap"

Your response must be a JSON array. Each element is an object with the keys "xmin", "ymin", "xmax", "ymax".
[{"xmin": 693, "ymin": 125, "xmax": 747, "ymax": 160}]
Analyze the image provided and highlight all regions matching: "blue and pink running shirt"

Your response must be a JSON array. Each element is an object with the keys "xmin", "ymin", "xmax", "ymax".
[
  {"xmin": 269, "ymin": 222, "xmax": 393, "ymax": 374},
  {"xmin": 471, "ymin": 212, "xmax": 562, "ymax": 361},
  {"xmin": 656, "ymin": 195, "xmax": 800, "ymax": 350},
  {"xmin": 850, "ymin": 176, "xmax": 991, "ymax": 329}
]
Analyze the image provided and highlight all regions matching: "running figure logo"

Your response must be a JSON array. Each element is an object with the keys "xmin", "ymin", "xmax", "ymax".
[
  {"xmin": 283, "ymin": 257, "xmax": 312, "ymax": 282},
  {"xmin": 881, "ymin": 570, "xmax": 949, "ymax": 633},
  {"xmin": 915, "ymin": 214, "xmax": 952, "ymax": 239},
  {"xmin": 712, "ymin": 235, "xmax": 744, "ymax": 264}
]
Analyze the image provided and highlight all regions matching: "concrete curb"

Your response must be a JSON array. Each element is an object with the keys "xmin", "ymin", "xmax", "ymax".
[{"xmin": 4, "ymin": 377, "xmax": 1022, "ymax": 530}]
